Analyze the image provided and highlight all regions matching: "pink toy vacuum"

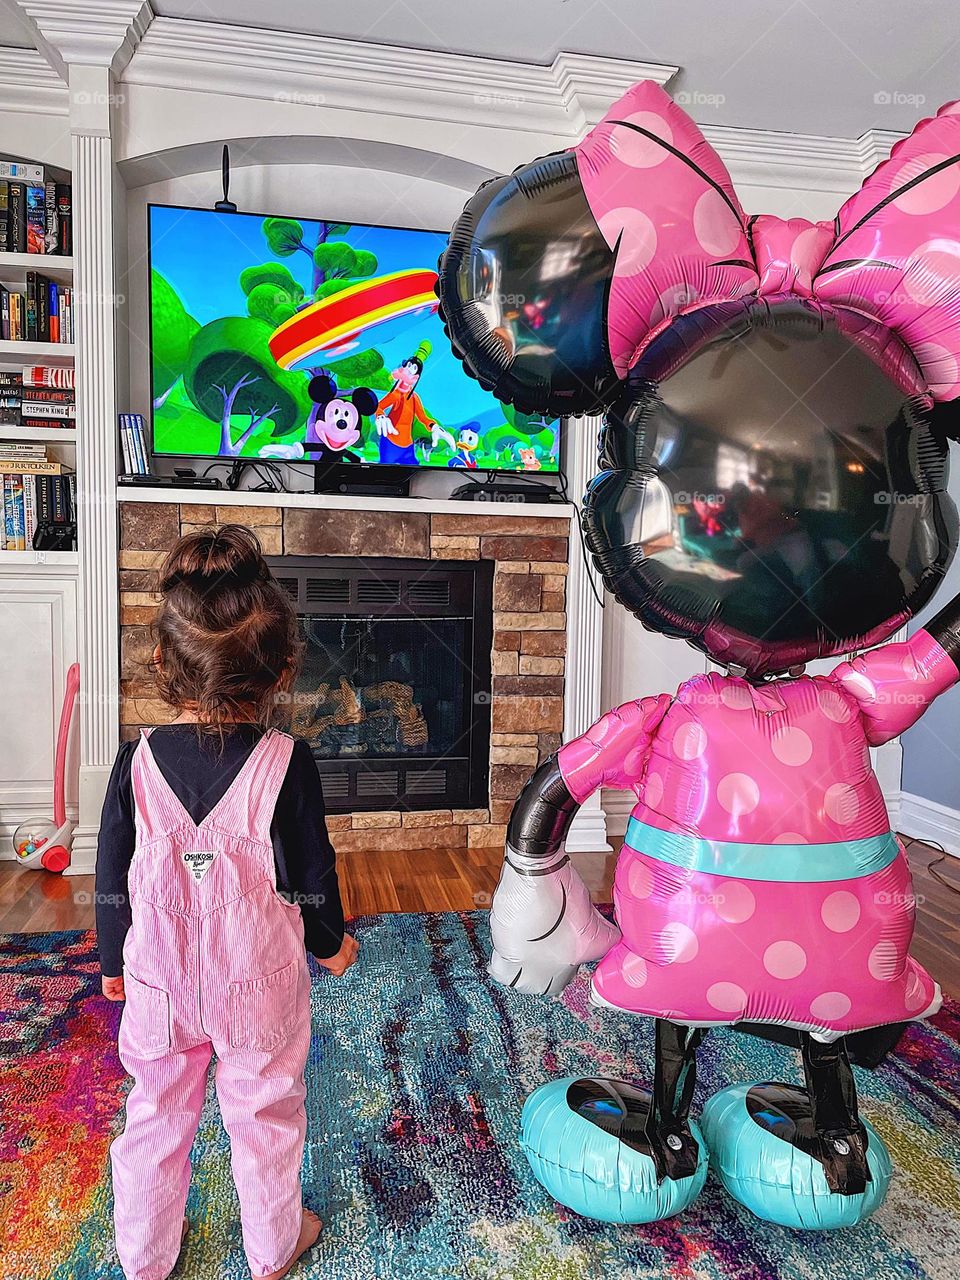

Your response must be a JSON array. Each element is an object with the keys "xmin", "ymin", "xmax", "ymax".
[{"xmin": 13, "ymin": 662, "xmax": 80, "ymax": 873}]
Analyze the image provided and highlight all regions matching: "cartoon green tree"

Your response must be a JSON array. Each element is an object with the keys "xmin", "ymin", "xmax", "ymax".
[
  {"xmin": 151, "ymin": 269, "xmax": 199, "ymax": 409},
  {"xmin": 248, "ymin": 218, "xmax": 390, "ymax": 396},
  {"xmin": 183, "ymin": 316, "xmax": 312, "ymax": 456}
]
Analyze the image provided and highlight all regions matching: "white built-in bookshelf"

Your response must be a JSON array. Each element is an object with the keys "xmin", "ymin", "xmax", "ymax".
[{"xmin": 0, "ymin": 247, "xmax": 77, "ymax": 561}]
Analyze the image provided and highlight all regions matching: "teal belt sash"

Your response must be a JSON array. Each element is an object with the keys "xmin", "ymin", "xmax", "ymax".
[{"xmin": 624, "ymin": 816, "xmax": 900, "ymax": 883}]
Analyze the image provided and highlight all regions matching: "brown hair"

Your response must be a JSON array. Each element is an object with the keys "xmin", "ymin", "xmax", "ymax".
[{"xmin": 153, "ymin": 524, "xmax": 302, "ymax": 729}]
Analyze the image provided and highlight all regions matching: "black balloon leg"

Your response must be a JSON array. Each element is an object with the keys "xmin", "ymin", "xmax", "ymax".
[{"xmin": 645, "ymin": 1019, "xmax": 706, "ymax": 1182}]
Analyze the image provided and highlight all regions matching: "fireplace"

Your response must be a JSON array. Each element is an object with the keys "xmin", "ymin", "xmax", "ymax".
[
  {"xmin": 270, "ymin": 556, "xmax": 493, "ymax": 812},
  {"xmin": 120, "ymin": 500, "xmax": 570, "ymax": 850}
]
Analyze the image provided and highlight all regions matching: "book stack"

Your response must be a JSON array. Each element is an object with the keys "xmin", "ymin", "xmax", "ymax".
[
  {"xmin": 119, "ymin": 413, "xmax": 148, "ymax": 474},
  {"xmin": 0, "ymin": 274, "xmax": 74, "ymax": 342},
  {"xmin": 0, "ymin": 444, "xmax": 74, "ymax": 550},
  {"xmin": 0, "ymin": 366, "xmax": 76, "ymax": 430},
  {"xmin": 0, "ymin": 159, "xmax": 71, "ymax": 256},
  {"xmin": 22, "ymin": 364, "xmax": 75, "ymax": 428}
]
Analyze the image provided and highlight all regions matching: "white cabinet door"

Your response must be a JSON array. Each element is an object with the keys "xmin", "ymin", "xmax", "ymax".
[{"xmin": 0, "ymin": 561, "xmax": 79, "ymax": 849}]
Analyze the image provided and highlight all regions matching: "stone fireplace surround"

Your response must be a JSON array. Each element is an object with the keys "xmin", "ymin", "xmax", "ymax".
[{"xmin": 118, "ymin": 497, "xmax": 578, "ymax": 853}]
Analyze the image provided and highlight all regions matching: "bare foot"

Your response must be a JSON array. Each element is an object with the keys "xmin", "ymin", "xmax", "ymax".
[{"xmin": 259, "ymin": 1209, "xmax": 322, "ymax": 1280}]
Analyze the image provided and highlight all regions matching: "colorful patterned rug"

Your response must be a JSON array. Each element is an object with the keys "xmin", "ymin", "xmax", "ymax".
[{"xmin": 2, "ymin": 915, "xmax": 959, "ymax": 1280}]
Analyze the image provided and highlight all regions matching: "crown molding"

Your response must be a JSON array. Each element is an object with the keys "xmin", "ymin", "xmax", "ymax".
[
  {"xmin": 20, "ymin": 0, "xmax": 154, "ymax": 74},
  {"xmin": 703, "ymin": 123, "xmax": 905, "ymax": 193},
  {"xmin": 0, "ymin": 45, "xmax": 67, "ymax": 115},
  {"xmin": 124, "ymin": 17, "xmax": 678, "ymax": 136},
  {"xmin": 120, "ymin": 17, "xmax": 902, "ymax": 191},
  {"xmin": 857, "ymin": 127, "xmax": 908, "ymax": 175}
]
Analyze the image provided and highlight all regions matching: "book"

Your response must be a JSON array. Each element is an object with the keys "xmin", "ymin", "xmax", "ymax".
[
  {"xmin": 55, "ymin": 185, "xmax": 71, "ymax": 257},
  {"xmin": 9, "ymin": 290, "xmax": 21, "ymax": 340},
  {"xmin": 22, "ymin": 386, "xmax": 74, "ymax": 402},
  {"xmin": 120, "ymin": 415, "xmax": 134, "ymax": 472},
  {"xmin": 8, "ymin": 181, "xmax": 25, "ymax": 253},
  {"xmin": 22, "ymin": 473, "xmax": 36, "ymax": 545},
  {"xmin": 0, "ymin": 285, "xmax": 8, "ymax": 341},
  {"xmin": 61, "ymin": 287, "xmax": 72, "ymax": 342},
  {"xmin": 126, "ymin": 413, "xmax": 149, "ymax": 474},
  {"xmin": 48, "ymin": 282, "xmax": 59, "ymax": 342},
  {"xmin": 0, "ymin": 371, "xmax": 21, "ymax": 387},
  {"xmin": 35, "ymin": 273, "xmax": 50, "ymax": 340},
  {"xmin": 0, "ymin": 181, "xmax": 7, "ymax": 253},
  {"xmin": 0, "ymin": 443, "xmax": 47, "ymax": 456},
  {"xmin": 44, "ymin": 181, "xmax": 58, "ymax": 254},
  {"xmin": 21, "ymin": 401, "xmax": 75, "ymax": 420},
  {"xmin": 25, "ymin": 272, "xmax": 38, "ymax": 341},
  {"xmin": 0, "ymin": 457, "xmax": 63, "ymax": 474},
  {"xmin": 23, "ymin": 366, "xmax": 74, "ymax": 388},
  {"xmin": 10, "ymin": 474, "xmax": 24, "ymax": 549},
  {"xmin": 35, "ymin": 474, "xmax": 51, "ymax": 525},
  {"xmin": 26, "ymin": 186, "xmax": 45, "ymax": 254},
  {"xmin": 0, "ymin": 161, "xmax": 43, "ymax": 182},
  {"xmin": 3, "ymin": 474, "xmax": 15, "ymax": 548}
]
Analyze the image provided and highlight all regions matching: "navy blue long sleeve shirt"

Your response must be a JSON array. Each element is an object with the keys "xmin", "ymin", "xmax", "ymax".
[{"xmin": 95, "ymin": 725, "xmax": 345, "ymax": 975}]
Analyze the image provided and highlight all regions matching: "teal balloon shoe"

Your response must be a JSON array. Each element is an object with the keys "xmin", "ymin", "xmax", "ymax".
[
  {"xmin": 701, "ymin": 1082, "xmax": 892, "ymax": 1230},
  {"xmin": 520, "ymin": 1077, "xmax": 709, "ymax": 1224}
]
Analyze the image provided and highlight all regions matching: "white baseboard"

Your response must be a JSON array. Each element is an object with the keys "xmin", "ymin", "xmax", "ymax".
[
  {"xmin": 601, "ymin": 789, "xmax": 634, "ymax": 840},
  {"xmin": 565, "ymin": 800, "xmax": 613, "ymax": 853},
  {"xmin": 897, "ymin": 792, "xmax": 960, "ymax": 858}
]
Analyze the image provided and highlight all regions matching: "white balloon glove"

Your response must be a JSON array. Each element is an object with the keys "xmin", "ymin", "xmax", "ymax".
[{"xmin": 488, "ymin": 844, "xmax": 620, "ymax": 995}]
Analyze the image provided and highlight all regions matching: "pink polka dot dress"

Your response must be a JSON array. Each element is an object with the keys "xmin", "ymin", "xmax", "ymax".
[{"xmin": 557, "ymin": 629, "xmax": 955, "ymax": 1039}]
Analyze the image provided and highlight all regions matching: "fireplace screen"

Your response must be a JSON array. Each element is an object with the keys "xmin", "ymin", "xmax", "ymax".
[{"xmin": 270, "ymin": 557, "xmax": 493, "ymax": 812}]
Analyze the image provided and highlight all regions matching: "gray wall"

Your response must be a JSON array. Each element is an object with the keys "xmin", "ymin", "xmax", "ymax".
[{"xmin": 901, "ymin": 459, "xmax": 960, "ymax": 809}]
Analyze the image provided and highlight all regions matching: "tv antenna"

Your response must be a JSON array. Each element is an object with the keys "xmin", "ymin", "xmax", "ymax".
[{"xmin": 214, "ymin": 144, "xmax": 238, "ymax": 213}]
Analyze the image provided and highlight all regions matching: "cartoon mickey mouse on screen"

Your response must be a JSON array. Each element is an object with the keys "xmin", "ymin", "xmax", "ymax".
[
  {"xmin": 258, "ymin": 374, "xmax": 379, "ymax": 464},
  {"xmin": 303, "ymin": 375, "xmax": 379, "ymax": 465}
]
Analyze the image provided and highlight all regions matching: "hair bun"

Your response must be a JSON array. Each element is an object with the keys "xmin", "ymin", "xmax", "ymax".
[{"xmin": 159, "ymin": 525, "xmax": 267, "ymax": 594}]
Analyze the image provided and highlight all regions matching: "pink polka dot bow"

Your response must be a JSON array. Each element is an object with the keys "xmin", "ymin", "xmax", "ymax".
[{"xmin": 577, "ymin": 80, "xmax": 960, "ymax": 399}]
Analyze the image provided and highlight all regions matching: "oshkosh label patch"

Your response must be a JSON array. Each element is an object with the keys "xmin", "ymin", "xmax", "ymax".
[{"xmin": 181, "ymin": 848, "xmax": 217, "ymax": 884}]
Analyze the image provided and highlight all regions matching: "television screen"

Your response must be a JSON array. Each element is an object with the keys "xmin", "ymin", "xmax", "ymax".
[{"xmin": 148, "ymin": 204, "xmax": 560, "ymax": 473}]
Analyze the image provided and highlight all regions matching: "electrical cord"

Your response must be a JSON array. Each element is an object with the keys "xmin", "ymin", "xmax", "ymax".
[{"xmin": 900, "ymin": 833, "xmax": 960, "ymax": 897}]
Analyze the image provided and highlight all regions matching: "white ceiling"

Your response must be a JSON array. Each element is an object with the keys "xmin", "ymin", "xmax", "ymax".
[{"xmin": 4, "ymin": 0, "xmax": 959, "ymax": 137}]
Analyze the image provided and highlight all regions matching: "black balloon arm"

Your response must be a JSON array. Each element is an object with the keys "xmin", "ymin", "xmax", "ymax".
[
  {"xmin": 506, "ymin": 757, "xmax": 579, "ymax": 867},
  {"xmin": 924, "ymin": 596, "xmax": 960, "ymax": 674}
]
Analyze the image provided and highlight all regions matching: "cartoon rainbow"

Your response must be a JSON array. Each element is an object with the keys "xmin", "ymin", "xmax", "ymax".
[{"xmin": 269, "ymin": 268, "xmax": 440, "ymax": 370}]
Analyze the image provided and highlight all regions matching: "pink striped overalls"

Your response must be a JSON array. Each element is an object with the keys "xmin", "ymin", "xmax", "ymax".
[{"xmin": 111, "ymin": 728, "xmax": 312, "ymax": 1280}]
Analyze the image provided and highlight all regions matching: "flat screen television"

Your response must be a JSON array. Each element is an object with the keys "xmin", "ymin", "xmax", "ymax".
[{"xmin": 147, "ymin": 204, "xmax": 560, "ymax": 475}]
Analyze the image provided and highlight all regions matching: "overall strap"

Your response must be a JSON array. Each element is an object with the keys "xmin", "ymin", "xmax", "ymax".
[
  {"xmin": 130, "ymin": 729, "xmax": 193, "ymax": 842},
  {"xmin": 210, "ymin": 729, "xmax": 296, "ymax": 845}
]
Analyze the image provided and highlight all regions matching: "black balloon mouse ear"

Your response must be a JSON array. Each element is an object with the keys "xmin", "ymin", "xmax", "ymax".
[
  {"xmin": 438, "ymin": 152, "xmax": 620, "ymax": 418},
  {"xmin": 351, "ymin": 387, "xmax": 379, "ymax": 417},
  {"xmin": 308, "ymin": 374, "xmax": 337, "ymax": 405}
]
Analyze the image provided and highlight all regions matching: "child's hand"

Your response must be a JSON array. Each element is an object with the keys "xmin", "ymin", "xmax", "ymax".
[
  {"xmin": 102, "ymin": 975, "xmax": 126, "ymax": 1001},
  {"xmin": 315, "ymin": 934, "xmax": 358, "ymax": 977}
]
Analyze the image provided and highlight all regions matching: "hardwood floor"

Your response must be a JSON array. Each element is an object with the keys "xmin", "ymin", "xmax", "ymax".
[{"xmin": 2, "ymin": 837, "xmax": 958, "ymax": 997}]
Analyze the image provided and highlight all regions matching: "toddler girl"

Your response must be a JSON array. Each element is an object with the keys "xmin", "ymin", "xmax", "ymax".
[{"xmin": 97, "ymin": 525, "xmax": 358, "ymax": 1280}]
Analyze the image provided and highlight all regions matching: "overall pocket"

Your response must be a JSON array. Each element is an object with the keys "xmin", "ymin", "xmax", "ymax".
[
  {"xmin": 228, "ymin": 960, "xmax": 299, "ymax": 1053},
  {"xmin": 121, "ymin": 973, "xmax": 172, "ymax": 1060}
]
